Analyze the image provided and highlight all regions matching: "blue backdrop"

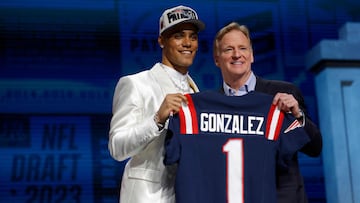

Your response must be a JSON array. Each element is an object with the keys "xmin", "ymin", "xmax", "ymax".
[{"xmin": 1, "ymin": 0, "xmax": 359, "ymax": 202}]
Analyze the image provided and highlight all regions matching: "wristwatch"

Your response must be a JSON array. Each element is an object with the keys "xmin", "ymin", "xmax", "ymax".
[
  {"xmin": 154, "ymin": 112, "xmax": 165, "ymax": 131},
  {"xmin": 296, "ymin": 109, "xmax": 304, "ymax": 121}
]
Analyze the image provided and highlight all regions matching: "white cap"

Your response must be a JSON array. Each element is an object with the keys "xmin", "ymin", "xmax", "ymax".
[{"xmin": 159, "ymin": 5, "xmax": 205, "ymax": 35}]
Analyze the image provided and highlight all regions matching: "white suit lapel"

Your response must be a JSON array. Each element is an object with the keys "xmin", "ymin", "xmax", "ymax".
[{"xmin": 150, "ymin": 63, "xmax": 177, "ymax": 94}]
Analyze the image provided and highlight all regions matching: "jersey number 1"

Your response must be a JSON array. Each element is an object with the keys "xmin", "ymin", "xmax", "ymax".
[{"xmin": 223, "ymin": 138, "xmax": 244, "ymax": 203}]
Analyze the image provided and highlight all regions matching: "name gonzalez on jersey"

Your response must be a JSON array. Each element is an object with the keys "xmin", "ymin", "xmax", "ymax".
[{"xmin": 200, "ymin": 112, "xmax": 264, "ymax": 135}]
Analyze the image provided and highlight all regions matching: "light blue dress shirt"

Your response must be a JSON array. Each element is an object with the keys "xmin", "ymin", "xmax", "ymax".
[{"xmin": 223, "ymin": 72, "xmax": 256, "ymax": 96}]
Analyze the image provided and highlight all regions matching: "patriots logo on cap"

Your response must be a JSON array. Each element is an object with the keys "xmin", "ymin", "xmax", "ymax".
[
  {"xmin": 159, "ymin": 5, "xmax": 204, "ymax": 35},
  {"xmin": 284, "ymin": 119, "xmax": 302, "ymax": 133},
  {"xmin": 167, "ymin": 8, "xmax": 196, "ymax": 24}
]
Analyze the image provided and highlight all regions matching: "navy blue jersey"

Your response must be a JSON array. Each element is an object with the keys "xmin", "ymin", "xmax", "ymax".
[{"xmin": 164, "ymin": 91, "xmax": 310, "ymax": 203}]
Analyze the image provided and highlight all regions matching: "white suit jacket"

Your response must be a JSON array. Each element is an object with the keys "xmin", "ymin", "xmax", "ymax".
[{"xmin": 109, "ymin": 63, "xmax": 199, "ymax": 203}]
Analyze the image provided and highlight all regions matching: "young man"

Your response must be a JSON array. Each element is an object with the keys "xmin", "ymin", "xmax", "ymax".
[
  {"xmin": 108, "ymin": 5, "xmax": 205, "ymax": 203},
  {"xmin": 213, "ymin": 22, "xmax": 322, "ymax": 203}
]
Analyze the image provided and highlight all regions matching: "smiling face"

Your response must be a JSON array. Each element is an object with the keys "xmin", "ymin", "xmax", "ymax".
[
  {"xmin": 214, "ymin": 29, "xmax": 254, "ymax": 89},
  {"xmin": 158, "ymin": 23, "xmax": 199, "ymax": 74}
]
